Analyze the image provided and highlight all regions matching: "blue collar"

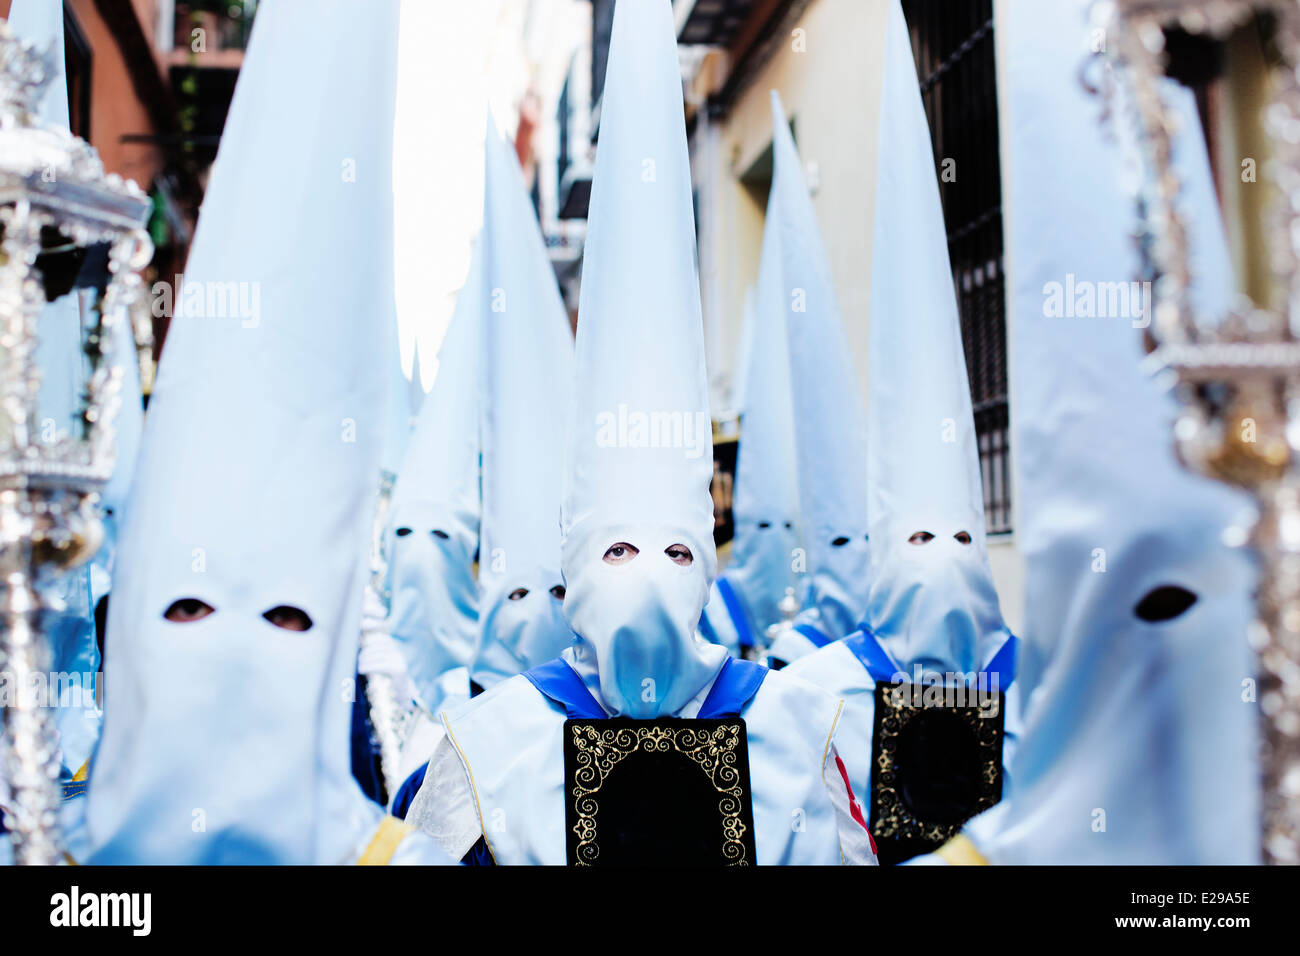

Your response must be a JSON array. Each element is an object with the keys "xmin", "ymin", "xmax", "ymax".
[
  {"xmin": 843, "ymin": 626, "xmax": 1018, "ymax": 689},
  {"xmin": 715, "ymin": 576, "xmax": 756, "ymax": 649},
  {"xmin": 524, "ymin": 657, "xmax": 767, "ymax": 720},
  {"xmin": 795, "ymin": 622, "xmax": 834, "ymax": 650}
]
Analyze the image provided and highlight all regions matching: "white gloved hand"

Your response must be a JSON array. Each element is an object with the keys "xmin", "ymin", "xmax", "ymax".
[
  {"xmin": 358, "ymin": 622, "xmax": 417, "ymax": 704},
  {"xmin": 360, "ymin": 585, "xmax": 389, "ymax": 632}
]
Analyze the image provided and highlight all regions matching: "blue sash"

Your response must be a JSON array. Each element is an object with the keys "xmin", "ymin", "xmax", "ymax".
[
  {"xmin": 697, "ymin": 658, "xmax": 767, "ymax": 718},
  {"xmin": 843, "ymin": 626, "xmax": 1019, "ymax": 688},
  {"xmin": 524, "ymin": 658, "xmax": 606, "ymax": 718},
  {"xmin": 391, "ymin": 762, "xmax": 429, "ymax": 820},
  {"xmin": 524, "ymin": 657, "xmax": 767, "ymax": 720},
  {"xmin": 697, "ymin": 609, "xmax": 721, "ymax": 645},
  {"xmin": 715, "ymin": 576, "xmax": 756, "ymax": 649},
  {"xmin": 794, "ymin": 622, "xmax": 833, "ymax": 650}
]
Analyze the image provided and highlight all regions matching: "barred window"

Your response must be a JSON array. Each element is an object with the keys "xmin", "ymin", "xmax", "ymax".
[{"xmin": 901, "ymin": 0, "xmax": 1011, "ymax": 534}]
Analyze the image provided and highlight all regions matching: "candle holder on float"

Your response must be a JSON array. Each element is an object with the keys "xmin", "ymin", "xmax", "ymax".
[
  {"xmin": 1096, "ymin": 0, "xmax": 1300, "ymax": 863},
  {"xmin": 753, "ymin": 586, "xmax": 799, "ymax": 665},
  {"xmin": 362, "ymin": 470, "xmax": 414, "ymax": 805},
  {"xmin": 0, "ymin": 23, "xmax": 153, "ymax": 865}
]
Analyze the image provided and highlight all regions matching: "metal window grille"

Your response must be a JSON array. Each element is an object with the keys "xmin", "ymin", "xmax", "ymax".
[{"xmin": 901, "ymin": 0, "xmax": 1012, "ymax": 534}]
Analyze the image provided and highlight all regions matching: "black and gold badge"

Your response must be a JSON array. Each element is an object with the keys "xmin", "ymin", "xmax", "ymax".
[
  {"xmin": 562, "ymin": 718, "xmax": 757, "ymax": 866},
  {"xmin": 868, "ymin": 681, "xmax": 1005, "ymax": 865}
]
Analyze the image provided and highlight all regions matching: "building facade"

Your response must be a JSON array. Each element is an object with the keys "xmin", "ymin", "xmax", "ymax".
[{"xmin": 674, "ymin": 0, "xmax": 1026, "ymax": 626}]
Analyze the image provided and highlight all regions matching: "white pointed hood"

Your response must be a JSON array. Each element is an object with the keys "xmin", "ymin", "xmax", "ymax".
[
  {"xmin": 560, "ymin": 0, "xmax": 725, "ymax": 717},
  {"xmin": 379, "ymin": 329, "xmax": 414, "ymax": 478},
  {"xmin": 731, "ymin": 284, "xmax": 757, "ymax": 413},
  {"xmin": 967, "ymin": 0, "xmax": 1258, "ymax": 864},
  {"xmin": 771, "ymin": 92, "xmax": 869, "ymax": 644},
  {"xmin": 863, "ymin": 0, "xmax": 1011, "ymax": 677},
  {"xmin": 87, "ymin": 0, "xmax": 404, "ymax": 863},
  {"xmin": 472, "ymin": 121, "xmax": 574, "ymax": 688},
  {"xmin": 724, "ymin": 153, "xmax": 802, "ymax": 634},
  {"xmin": 385, "ymin": 245, "xmax": 482, "ymax": 709}
]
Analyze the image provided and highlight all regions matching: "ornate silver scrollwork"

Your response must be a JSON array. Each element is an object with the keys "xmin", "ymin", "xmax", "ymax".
[{"xmin": 0, "ymin": 23, "xmax": 153, "ymax": 865}]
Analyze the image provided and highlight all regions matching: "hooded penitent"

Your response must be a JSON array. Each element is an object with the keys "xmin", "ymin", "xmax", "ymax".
[
  {"xmin": 406, "ymin": 2, "xmax": 873, "ymax": 867},
  {"xmin": 86, "ymin": 0, "xmax": 447, "ymax": 864},
  {"xmin": 385, "ymin": 231, "xmax": 483, "ymax": 713},
  {"xmin": 770, "ymin": 92, "xmax": 869, "ymax": 655},
  {"xmin": 471, "ymin": 120, "xmax": 574, "ymax": 689},
  {"xmin": 558, "ymin": 0, "xmax": 725, "ymax": 719},
  {"xmin": 784, "ymin": 1, "xmax": 1017, "ymax": 820},
  {"xmin": 952, "ymin": 0, "xmax": 1258, "ymax": 864},
  {"xmin": 862, "ymin": 0, "xmax": 1013, "ymax": 680},
  {"xmin": 715, "ymin": 147, "xmax": 803, "ymax": 646},
  {"xmin": 9, "ymin": 0, "xmax": 102, "ymax": 777}
]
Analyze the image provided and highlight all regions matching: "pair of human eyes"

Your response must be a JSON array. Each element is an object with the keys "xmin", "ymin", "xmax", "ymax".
[
  {"xmin": 508, "ymin": 585, "xmax": 567, "ymax": 602},
  {"xmin": 163, "ymin": 598, "xmax": 313, "ymax": 631},
  {"xmin": 602, "ymin": 543, "xmax": 694, "ymax": 567},
  {"xmin": 908, "ymin": 530, "xmax": 973, "ymax": 545},
  {"xmin": 395, "ymin": 527, "xmax": 450, "ymax": 540}
]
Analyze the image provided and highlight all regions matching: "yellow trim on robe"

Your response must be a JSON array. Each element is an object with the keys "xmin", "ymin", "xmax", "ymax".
[
  {"xmin": 934, "ymin": 833, "xmax": 990, "ymax": 866},
  {"xmin": 440, "ymin": 711, "xmax": 499, "ymax": 864},
  {"xmin": 61, "ymin": 760, "xmax": 91, "ymax": 801},
  {"xmin": 357, "ymin": 816, "xmax": 413, "ymax": 865},
  {"xmin": 821, "ymin": 699, "xmax": 847, "ymax": 866}
]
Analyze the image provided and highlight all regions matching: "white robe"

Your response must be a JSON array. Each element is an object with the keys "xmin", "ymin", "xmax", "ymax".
[{"xmin": 407, "ymin": 655, "xmax": 877, "ymax": 865}]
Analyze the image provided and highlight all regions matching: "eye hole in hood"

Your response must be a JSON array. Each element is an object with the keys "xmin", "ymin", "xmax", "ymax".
[
  {"xmin": 431, "ymin": 529, "xmax": 450, "ymax": 540},
  {"xmin": 908, "ymin": 531, "xmax": 934, "ymax": 545},
  {"xmin": 831, "ymin": 536, "xmax": 851, "ymax": 547},
  {"xmin": 549, "ymin": 584, "xmax": 567, "ymax": 600},
  {"xmin": 603, "ymin": 542, "xmax": 639, "ymax": 565},
  {"xmin": 163, "ymin": 598, "xmax": 215, "ymax": 623},
  {"xmin": 508, "ymin": 587, "xmax": 529, "ymax": 601},
  {"xmin": 395, "ymin": 527, "xmax": 412, "ymax": 537},
  {"xmin": 1133, "ymin": 585, "xmax": 1198, "ymax": 623},
  {"xmin": 665, "ymin": 544, "xmax": 694, "ymax": 566},
  {"xmin": 263, "ymin": 605, "xmax": 314, "ymax": 631}
]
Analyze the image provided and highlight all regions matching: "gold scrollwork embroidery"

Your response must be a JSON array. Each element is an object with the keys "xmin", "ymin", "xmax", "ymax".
[
  {"xmin": 568, "ymin": 722, "xmax": 750, "ymax": 866},
  {"xmin": 871, "ymin": 686, "xmax": 1003, "ymax": 846}
]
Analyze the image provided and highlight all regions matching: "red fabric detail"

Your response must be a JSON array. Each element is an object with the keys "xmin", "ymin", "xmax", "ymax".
[{"xmin": 834, "ymin": 754, "xmax": 876, "ymax": 854}]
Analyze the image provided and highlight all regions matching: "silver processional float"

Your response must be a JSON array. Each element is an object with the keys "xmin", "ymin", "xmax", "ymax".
[
  {"xmin": 0, "ymin": 22, "xmax": 153, "ymax": 864},
  {"xmin": 1097, "ymin": 0, "xmax": 1300, "ymax": 863}
]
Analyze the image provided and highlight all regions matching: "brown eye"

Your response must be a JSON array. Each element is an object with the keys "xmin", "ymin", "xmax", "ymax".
[
  {"xmin": 163, "ymin": 598, "xmax": 215, "ymax": 623},
  {"xmin": 508, "ymin": 588, "xmax": 529, "ymax": 601},
  {"xmin": 909, "ymin": 531, "xmax": 935, "ymax": 545},
  {"xmin": 549, "ymin": 584, "xmax": 567, "ymax": 600},
  {"xmin": 263, "ymin": 605, "xmax": 313, "ymax": 631},
  {"xmin": 954, "ymin": 531, "xmax": 972, "ymax": 545},
  {"xmin": 603, "ymin": 542, "xmax": 639, "ymax": 565},
  {"xmin": 665, "ymin": 544, "xmax": 694, "ymax": 566}
]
